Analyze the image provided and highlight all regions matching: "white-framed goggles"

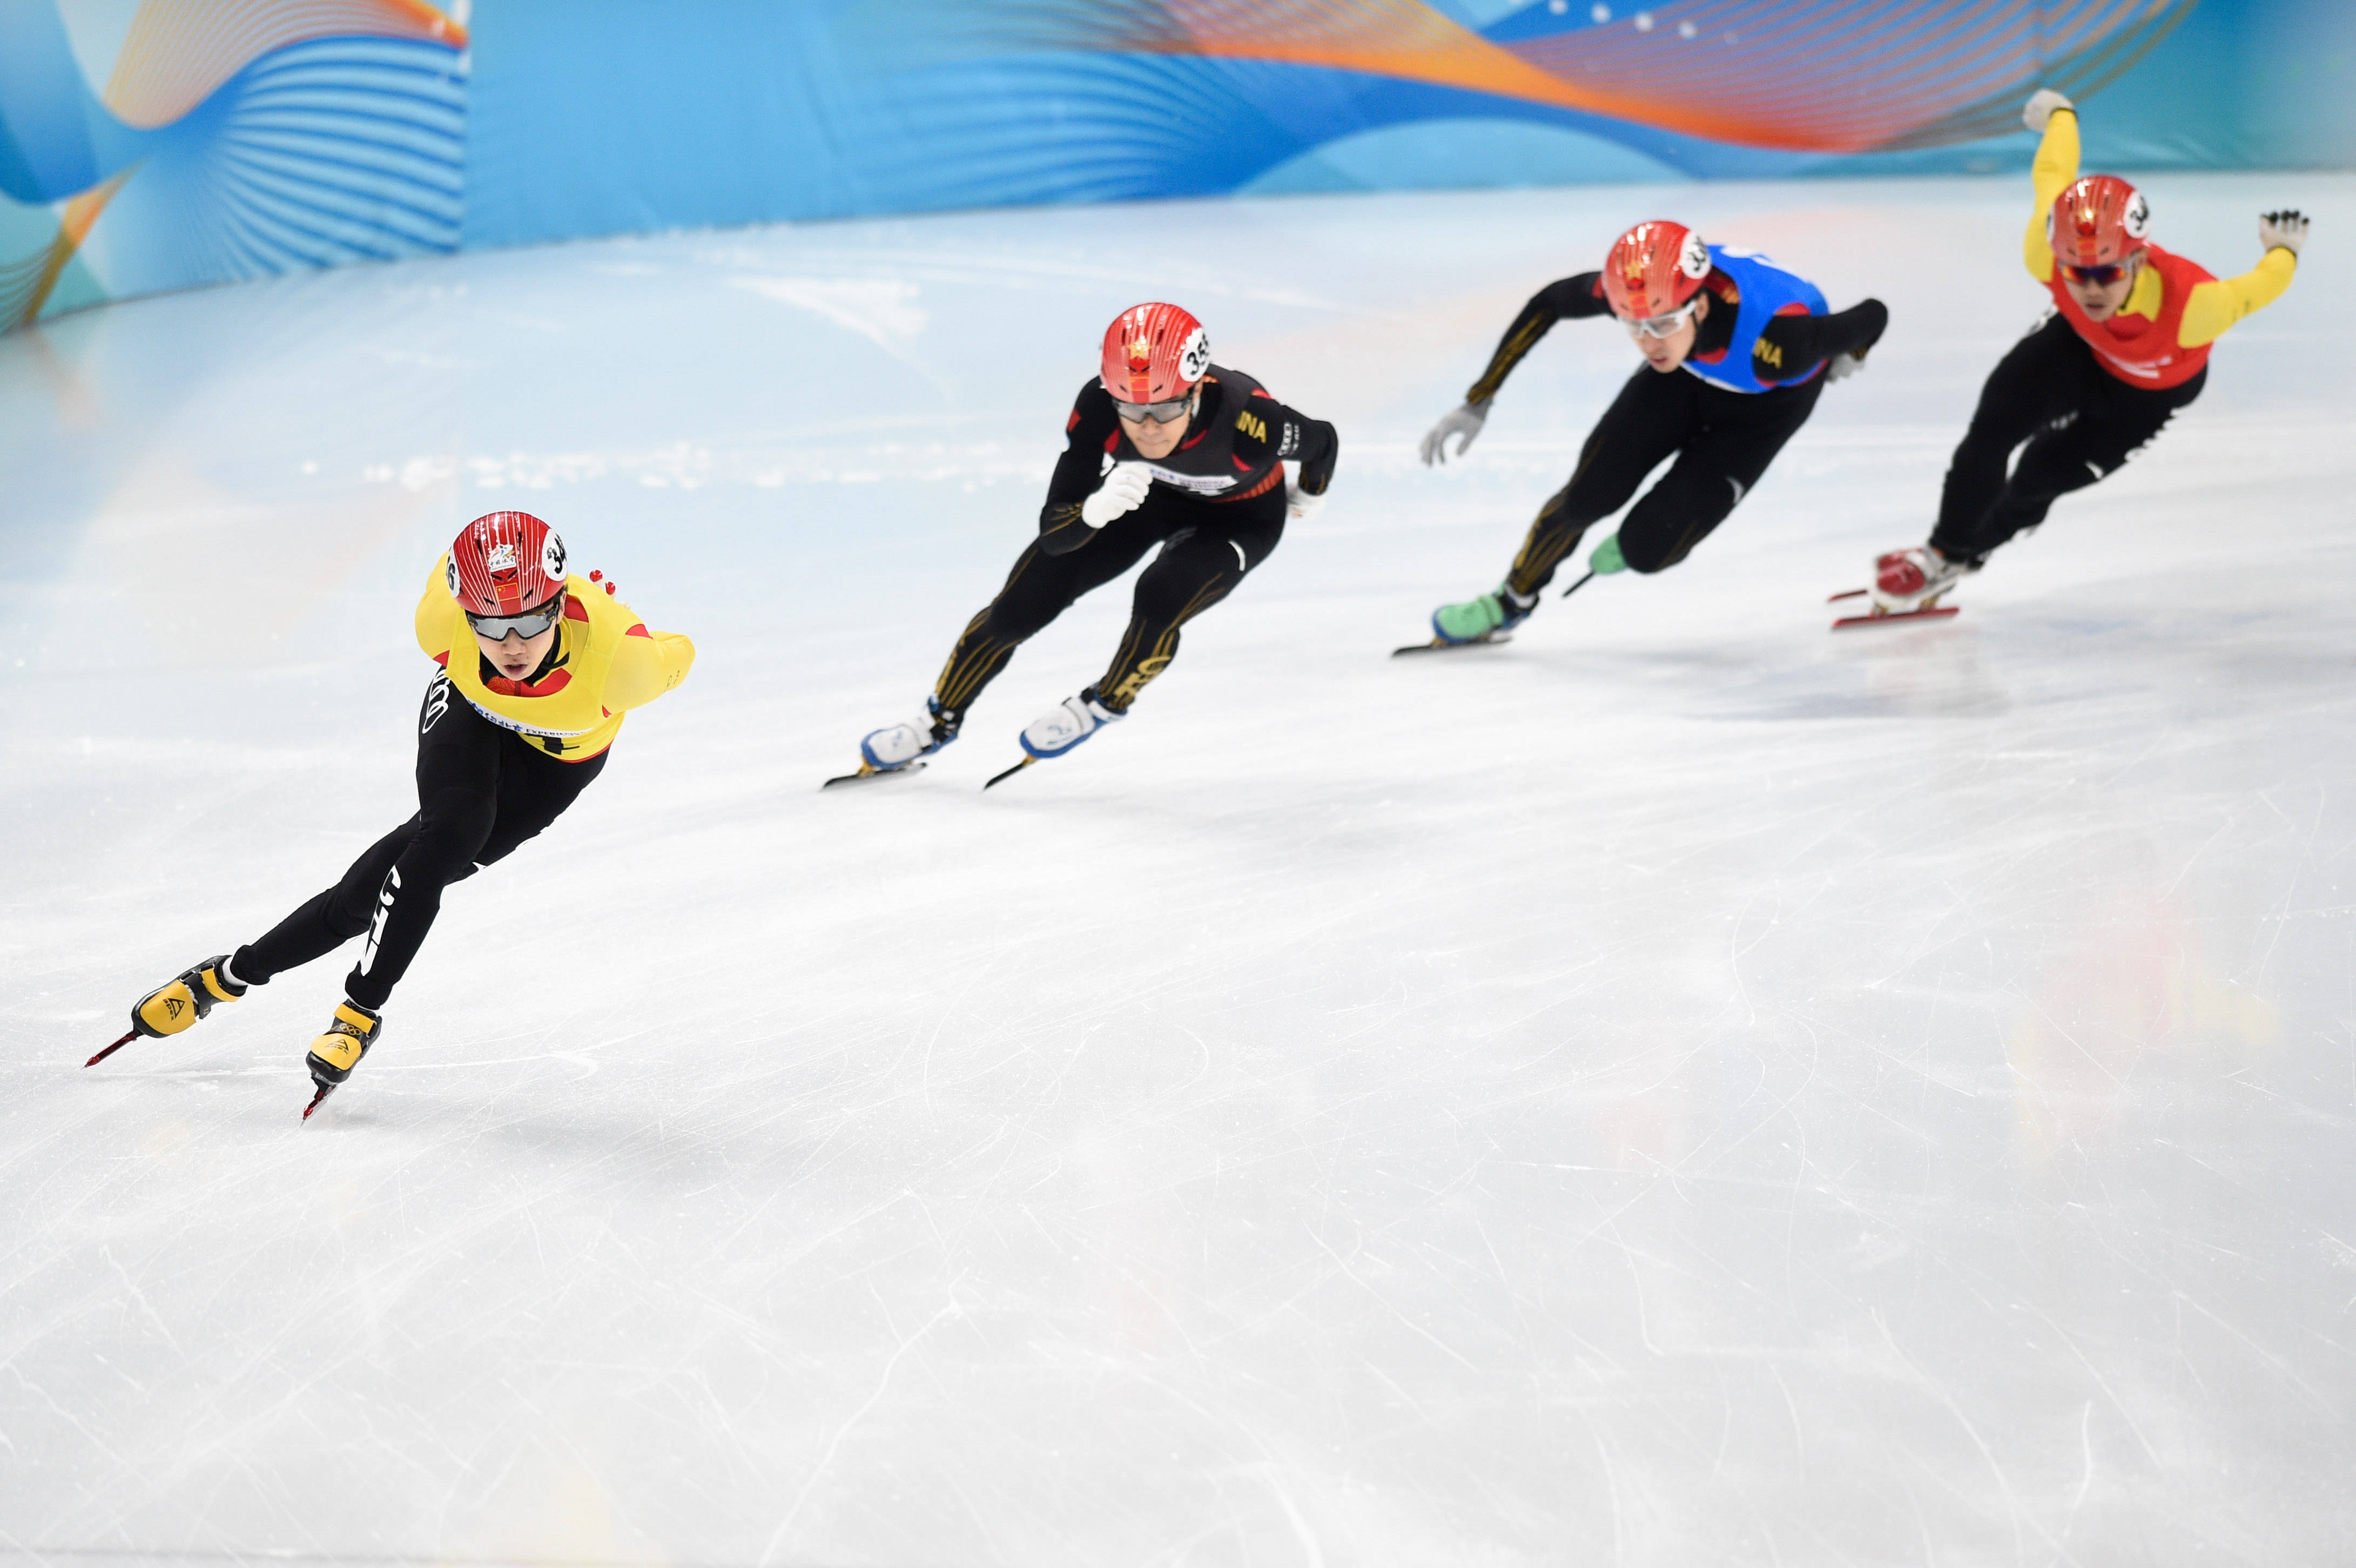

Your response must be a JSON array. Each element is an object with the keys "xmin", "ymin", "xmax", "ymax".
[
  {"xmin": 465, "ymin": 598, "xmax": 566, "ymax": 640},
  {"xmin": 1619, "ymin": 298, "xmax": 1701, "ymax": 339}
]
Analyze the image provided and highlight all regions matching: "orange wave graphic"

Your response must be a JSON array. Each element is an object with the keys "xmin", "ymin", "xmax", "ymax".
[
  {"xmin": 1035, "ymin": 0, "xmax": 2186, "ymax": 154},
  {"xmin": 104, "ymin": 0, "xmax": 467, "ymax": 129},
  {"xmin": 2, "ymin": 170, "xmax": 134, "ymax": 330}
]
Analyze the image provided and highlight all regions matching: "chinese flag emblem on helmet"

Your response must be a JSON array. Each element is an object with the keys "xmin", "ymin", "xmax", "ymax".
[
  {"xmin": 2049, "ymin": 175, "xmax": 2149, "ymax": 268},
  {"xmin": 447, "ymin": 511, "xmax": 568, "ymax": 616},
  {"xmin": 1100, "ymin": 302, "xmax": 1209, "ymax": 403},
  {"xmin": 1599, "ymin": 220, "xmax": 1713, "ymax": 319}
]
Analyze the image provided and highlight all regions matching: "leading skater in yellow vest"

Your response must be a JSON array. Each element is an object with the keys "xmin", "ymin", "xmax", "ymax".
[{"xmin": 93, "ymin": 512, "xmax": 693, "ymax": 1116}]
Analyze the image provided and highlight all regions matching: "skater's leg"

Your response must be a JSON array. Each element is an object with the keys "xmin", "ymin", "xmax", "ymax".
[
  {"xmin": 1095, "ymin": 489, "xmax": 1285, "ymax": 711},
  {"xmin": 932, "ymin": 519, "xmax": 1159, "ymax": 721},
  {"xmin": 339, "ymin": 683, "xmax": 513, "ymax": 1011},
  {"xmin": 232, "ymin": 669, "xmax": 456, "ymax": 985},
  {"xmin": 1503, "ymin": 369, "xmax": 1691, "ymax": 598},
  {"xmin": 232, "ymin": 822, "xmax": 415, "ymax": 985},
  {"xmin": 1974, "ymin": 366, "xmax": 2205, "ymax": 551},
  {"xmin": 1931, "ymin": 315, "xmax": 2090, "ymax": 562},
  {"xmin": 1614, "ymin": 379, "xmax": 1822, "ymax": 574}
]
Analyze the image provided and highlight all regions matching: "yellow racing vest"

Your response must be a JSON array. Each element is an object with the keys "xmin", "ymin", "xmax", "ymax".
[{"xmin": 415, "ymin": 556, "xmax": 694, "ymax": 760}]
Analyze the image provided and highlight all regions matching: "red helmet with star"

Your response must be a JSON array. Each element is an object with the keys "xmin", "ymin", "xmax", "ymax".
[
  {"xmin": 447, "ymin": 511, "xmax": 568, "ymax": 616},
  {"xmin": 2049, "ymin": 175, "xmax": 2150, "ymax": 269},
  {"xmin": 1100, "ymin": 302, "xmax": 1210, "ymax": 404},
  {"xmin": 1599, "ymin": 220, "xmax": 1713, "ymax": 319}
]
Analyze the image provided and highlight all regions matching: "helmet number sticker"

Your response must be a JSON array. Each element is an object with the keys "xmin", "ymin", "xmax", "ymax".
[
  {"xmin": 1177, "ymin": 327, "xmax": 1211, "ymax": 383},
  {"xmin": 1679, "ymin": 230, "xmax": 1712, "ymax": 279},
  {"xmin": 541, "ymin": 531, "xmax": 567, "ymax": 582}
]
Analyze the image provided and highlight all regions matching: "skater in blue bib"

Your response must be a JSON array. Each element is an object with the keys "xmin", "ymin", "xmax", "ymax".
[{"xmin": 1416, "ymin": 220, "xmax": 1886, "ymax": 647}]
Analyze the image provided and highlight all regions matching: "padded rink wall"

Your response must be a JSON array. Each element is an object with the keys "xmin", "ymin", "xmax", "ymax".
[{"xmin": 4, "ymin": 0, "xmax": 2352, "ymax": 332}]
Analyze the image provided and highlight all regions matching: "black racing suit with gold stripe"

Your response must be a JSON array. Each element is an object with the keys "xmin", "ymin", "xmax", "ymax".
[
  {"xmin": 932, "ymin": 367, "xmax": 1338, "ymax": 720},
  {"xmin": 1469, "ymin": 271, "xmax": 1886, "ymax": 586}
]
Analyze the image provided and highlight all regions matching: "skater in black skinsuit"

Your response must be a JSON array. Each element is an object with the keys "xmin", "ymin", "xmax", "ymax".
[{"xmin": 847, "ymin": 301, "xmax": 1338, "ymax": 779}]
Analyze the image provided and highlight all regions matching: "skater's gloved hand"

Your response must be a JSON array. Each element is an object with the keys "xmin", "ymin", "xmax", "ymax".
[
  {"xmin": 1418, "ymin": 401, "xmax": 1488, "ymax": 466},
  {"xmin": 2022, "ymin": 89, "xmax": 2072, "ymax": 132},
  {"xmin": 1081, "ymin": 462, "xmax": 1153, "ymax": 528},
  {"xmin": 1588, "ymin": 534, "xmax": 1627, "ymax": 574},
  {"xmin": 2259, "ymin": 210, "xmax": 2308, "ymax": 257},
  {"xmin": 1285, "ymin": 476, "xmax": 1325, "ymax": 523},
  {"xmin": 1823, "ymin": 350, "xmax": 1867, "ymax": 382}
]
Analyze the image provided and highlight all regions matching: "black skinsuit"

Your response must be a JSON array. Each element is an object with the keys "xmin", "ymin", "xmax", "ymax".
[
  {"xmin": 934, "ymin": 367, "xmax": 1339, "ymax": 719},
  {"xmin": 1465, "ymin": 271, "xmax": 1887, "ymax": 591}
]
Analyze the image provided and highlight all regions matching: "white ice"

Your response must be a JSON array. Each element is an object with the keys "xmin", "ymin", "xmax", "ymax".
[{"xmin": 3, "ymin": 176, "xmax": 2352, "ymax": 1566}]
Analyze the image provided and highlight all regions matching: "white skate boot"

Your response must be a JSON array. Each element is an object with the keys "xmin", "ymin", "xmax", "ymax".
[
  {"xmin": 1020, "ymin": 687, "xmax": 1122, "ymax": 760},
  {"xmin": 1869, "ymin": 544, "xmax": 1970, "ymax": 612},
  {"xmin": 830, "ymin": 697, "xmax": 955, "ymax": 786}
]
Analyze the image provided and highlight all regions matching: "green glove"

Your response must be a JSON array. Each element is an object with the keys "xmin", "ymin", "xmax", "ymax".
[{"xmin": 1589, "ymin": 533, "xmax": 1626, "ymax": 574}]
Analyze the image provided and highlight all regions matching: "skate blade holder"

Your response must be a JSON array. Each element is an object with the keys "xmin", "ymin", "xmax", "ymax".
[{"xmin": 1829, "ymin": 588, "xmax": 1960, "ymax": 630}]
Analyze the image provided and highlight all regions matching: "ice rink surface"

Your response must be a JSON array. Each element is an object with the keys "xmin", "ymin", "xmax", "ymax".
[{"xmin": 3, "ymin": 175, "xmax": 2353, "ymax": 1566}]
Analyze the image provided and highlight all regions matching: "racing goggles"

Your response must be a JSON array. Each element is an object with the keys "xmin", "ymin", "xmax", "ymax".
[
  {"xmin": 465, "ymin": 597, "xmax": 566, "ymax": 641},
  {"xmin": 2061, "ymin": 260, "xmax": 2130, "ymax": 285},
  {"xmin": 1111, "ymin": 394, "xmax": 1193, "ymax": 423},
  {"xmin": 1618, "ymin": 298, "xmax": 1701, "ymax": 339}
]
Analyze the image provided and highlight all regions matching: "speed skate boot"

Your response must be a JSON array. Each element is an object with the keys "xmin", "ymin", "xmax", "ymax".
[
  {"xmin": 860, "ymin": 696, "xmax": 958, "ymax": 772},
  {"xmin": 1020, "ymin": 687, "xmax": 1123, "ymax": 760},
  {"xmin": 1870, "ymin": 545, "xmax": 1971, "ymax": 613},
  {"xmin": 1431, "ymin": 584, "xmax": 1536, "ymax": 644},
  {"xmin": 131, "ymin": 955, "xmax": 246, "ymax": 1040},
  {"xmin": 301, "ymin": 1000, "xmax": 383, "ymax": 1119}
]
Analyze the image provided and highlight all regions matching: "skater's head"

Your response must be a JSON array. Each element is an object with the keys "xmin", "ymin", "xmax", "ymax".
[
  {"xmin": 470, "ymin": 601, "xmax": 562, "ymax": 681},
  {"xmin": 2050, "ymin": 176, "xmax": 2149, "ymax": 321},
  {"xmin": 1601, "ymin": 220, "xmax": 1714, "ymax": 372},
  {"xmin": 448, "ymin": 511, "xmax": 570, "ymax": 679},
  {"xmin": 1101, "ymin": 301, "xmax": 1208, "ymax": 457}
]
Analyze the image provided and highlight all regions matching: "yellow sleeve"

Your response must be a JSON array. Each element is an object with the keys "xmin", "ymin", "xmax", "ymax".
[
  {"xmin": 2178, "ymin": 248, "xmax": 2297, "ymax": 348},
  {"xmin": 2023, "ymin": 108, "xmax": 2080, "ymax": 284},
  {"xmin": 601, "ymin": 625, "xmax": 695, "ymax": 712},
  {"xmin": 416, "ymin": 555, "xmax": 455, "ymax": 659}
]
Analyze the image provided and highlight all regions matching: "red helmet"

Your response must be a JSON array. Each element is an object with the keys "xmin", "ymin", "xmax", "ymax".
[
  {"xmin": 1100, "ymin": 302, "xmax": 1210, "ymax": 404},
  {"xmin": 1599, "ymin": 220, "xmax": 1713, "ymax": 319},
  {"xmin": 447, "ymin": 511, "xmax": 568, "ymax": 616},
  {"xmin": 2049, "ymin": 176, "xmax": 2149, "ymax": 269}
]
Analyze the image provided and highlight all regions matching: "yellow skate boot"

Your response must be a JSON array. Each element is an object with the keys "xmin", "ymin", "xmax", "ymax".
[
  {"xmin": 91, "ymin": 955, "xmax": 247, "ymax": 1066},
  {"xmin": 301, "ymin": 1001, "xmax": 383, "ymax": 1119}
]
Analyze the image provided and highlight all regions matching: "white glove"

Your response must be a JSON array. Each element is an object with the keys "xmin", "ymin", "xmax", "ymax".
[
  {"xmin": 2022, "ymin": 89, "xmax": 2073, "ymax": 133},
  {"xmin": 1418, "ymin": 401, "xmax": 1488, "ymax": 466},
  {"xmin": 1080, "ymin": 461, "xmax": 1153, "ymax": 528},
  {"xmin": 2259, "ymin": 209, "xmax": 2308, "ymax": 257},
  {"xmin": 1823, "ymin": 351, "xmax": 1867, "ymax": 383},
  {"xmin": 1286, "ymin": 476, "xmax": 1325, "ymax": 522}
]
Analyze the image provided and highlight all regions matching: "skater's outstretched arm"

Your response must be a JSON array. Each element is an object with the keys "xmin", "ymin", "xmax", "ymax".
[
  {"xmin": 601, "ymin": 615, "xmax": 696, "ymax": 710},
  {"xmin": 1464, "ymin": 273, "xmax": 1611, "ymax": 405},
  {"xmin": 2177, "ymin": 213, "xmax": 2304, "ymax": 347},
  {"xmin": 2023, "ymin": 97, "xmax": 2081, "ymax": 284},
  {"xmin": 1754, "ymin": 298, "xmax": 1890, "ymax": 385}
]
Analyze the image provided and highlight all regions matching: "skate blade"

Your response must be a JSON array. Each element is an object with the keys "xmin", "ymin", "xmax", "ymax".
[
  {"xmin": 85, "ymin": 1029, "xmax": 138, "ymax": 1068},
  {"xmin": 1827, "ymin": 588, "xmax": 1870, "ymax": 603},
  {"xmin": 822, "ymin": 761, "xmax": 926, "ymax": 790},
  {"xmin": 1832, "ymin": 604, "xmax": 1960, "ymax": 630},
  {"xmin": 1392, "ymin": 634, "xmax": 1513, "ymax": 657},
  {"xmin": 302, "ymin": 1081, "xmax": 338, "ymax": 1120},
  {"xmin": 983, "ymin": 757, "xmax": 1035, "ymax": 790}
]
